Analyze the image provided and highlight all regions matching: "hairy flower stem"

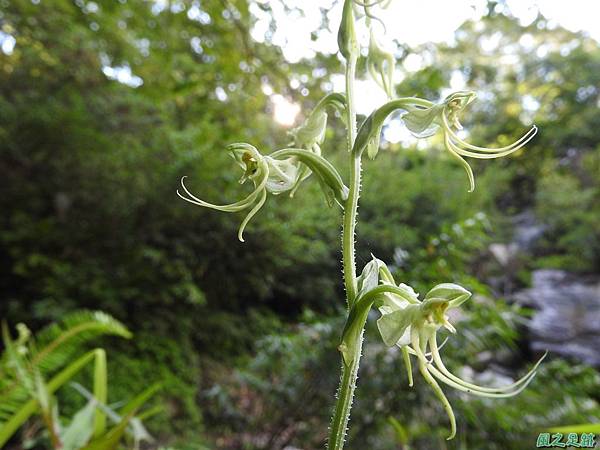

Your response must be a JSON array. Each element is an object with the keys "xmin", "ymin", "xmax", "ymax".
[
  {"xmin": 328, "ymin": 335, "xmax": 363, "ymax": 450},
  {"xmin": 341, "ymin": 53, "xmax": 359, "ymax": 305},
  {"xmin": 328, "ymin": 52, "xmax": 363, "ymax": 450}
]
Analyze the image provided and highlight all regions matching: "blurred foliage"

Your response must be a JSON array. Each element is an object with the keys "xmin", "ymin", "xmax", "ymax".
[
  {"xmin": 0, "ymin": 312, "xmax": 159, "ymax": 449},
  {"xmin": 1, "ymin": 0, "xmax": 599, "ymax": 448},
  {"xmin": 534, "ymin": 147, "xmax": 600, "ymax": 270}
]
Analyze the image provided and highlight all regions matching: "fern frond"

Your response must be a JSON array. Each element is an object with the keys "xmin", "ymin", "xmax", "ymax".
[
  {"xmin": 0, "ymin": 349, "xmax": 102, "ymax": 447},
  {"xmin": 31, "ymin": 310, "xmax": 131, "ymax": 376},
  {"xmin": 0, "ymin": 312, "xmax": 131, "ymax": 445}
]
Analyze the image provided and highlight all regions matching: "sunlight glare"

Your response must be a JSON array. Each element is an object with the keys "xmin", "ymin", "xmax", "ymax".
[{"xmin": 272, "ymin": 94, "xmax": 300, "ymax": 127}]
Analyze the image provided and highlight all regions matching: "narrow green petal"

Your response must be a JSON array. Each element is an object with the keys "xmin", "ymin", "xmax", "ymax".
[
  {"xmin": 447, "ymin": 136, "xmax": 526, "ymax": 160},
  {"xmin": 178, "ymin": 163, "xmax": 267, "ymax": 211},
  {"xmin": 419, "ymin": 364, "xmax": 456, "ymax": 440},
  {"xmin": 444, "ymin": 135, "xmax": 475, "ymax": 192},
  {"xmin": 177, "ymin": 184, "xmax": 253, "ymax": 212},
  {"xmin": 411, "ymin": 328, "xmax": 456, "ymax": 440},
  {"xmin": 237, "ymin": 188, "xmax": 267, "ymax": 242},
  {"xmin": 401, "ymin": 346, "xmax": 413, "ymax": 387},
  {"xmin": 430, "ymin": 334, "xmax": 546, "ymax": 394},
  {"xmin": 443, "ymin": 113, "xmax": 538, "ymax": 153},
  {"xmin": 427, "ymin": 363, "xmax": 537, "ymax": 398}
]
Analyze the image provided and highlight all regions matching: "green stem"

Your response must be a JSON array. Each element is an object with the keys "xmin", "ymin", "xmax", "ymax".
[
  {"xmin": 328, "ymin": 50, "xmax": 362, "ymax": 450},
  {"xmin": 342, "ymin": 52, "xmax": 359, "ymax": 304},
  {"xmin": 328, "ymin": 339, "xmax": 363, "ymax": 450}
]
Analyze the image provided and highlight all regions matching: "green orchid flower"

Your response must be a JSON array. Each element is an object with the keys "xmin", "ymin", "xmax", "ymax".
[
  {"xmin": 178, "ymin": 143, "xmax": 349, "ymax": 242},
  {"xmin": 353, "ymin": 91, "xmax": 537, "ymax": 189},
  {"xmin": 339, "ymin": 256, "xmax": 545, "ymax": 441},
  {"xmin": 402, "ymin": 91, "xmax": 538, "ymax": 191},
  {"xmin": 377, "ymin": 280, "xmax": 546, "ymax": 440}
]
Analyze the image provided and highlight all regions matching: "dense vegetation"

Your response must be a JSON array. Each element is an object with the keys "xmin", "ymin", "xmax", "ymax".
[{"xmin": 1, "ymin": 0, "xmax": 598, "ymax": 448}]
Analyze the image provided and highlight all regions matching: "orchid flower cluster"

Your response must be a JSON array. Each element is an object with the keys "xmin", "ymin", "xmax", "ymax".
[{"xmin": 179, "ymin": 0, "xmax": 540, "ymax": 447}]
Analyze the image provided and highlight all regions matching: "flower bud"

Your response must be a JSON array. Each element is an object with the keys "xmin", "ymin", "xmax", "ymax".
[
  {"xmin": 338, "ymin": 0, "xmax": 359, "ymax": 60},
  {"xmin": 367, "ymin": 28, "xmax": 395, "ymax": 98},
  {"xmin": 289, "ymin": 109, "xmax": 328, "ymax": 149}
]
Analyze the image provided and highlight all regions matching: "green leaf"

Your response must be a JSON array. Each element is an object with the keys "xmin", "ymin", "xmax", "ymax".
[
  {"xmin": 119, "ymin": 383, "xmax": 161, "ymax": 418},
  {"xmin": 93, "ymin": 349, "xmax": 107, "ymax": 438},
  {"xmin": 81, "ymin": 384, "xmax": 160, "ymax": 450},
  {"xmin": 0, "ymin": 349, "xmax": 102, "ymax": 447},
  {"xmin": 32, "ymin": 311, "xmax": 131, "ymax": 376},
  {"xmin": 61, "ymin": 400, "xmax": 96, "ymax": 450},
  {"xmin": 388, "ymin": 416, "xmax": 409, "ymax": 445},
  {"xmin": 70, "ymin": 383, "xmax": 157, "ymax": 445}
]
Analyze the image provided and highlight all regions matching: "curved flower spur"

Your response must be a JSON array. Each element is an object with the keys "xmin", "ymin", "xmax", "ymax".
[
  {"xmin": 339, "ymin": 257, "xmax": 546, "ymax": 440},
  {"xmin": 177, "ymin": 142, "xmax": 348, "ymax": 242}
]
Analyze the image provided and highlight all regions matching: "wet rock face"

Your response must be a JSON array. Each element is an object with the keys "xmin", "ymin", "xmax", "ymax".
[
  {"xmin": 512, "ymin": 210, "xmax": 547, "ymax": 250},
  {"xmin": 514, "ymin": 270, "xmax": 600, "ymax": 367}
]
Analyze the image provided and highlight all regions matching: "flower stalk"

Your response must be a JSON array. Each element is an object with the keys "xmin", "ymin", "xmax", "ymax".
[{"xmin": 328, "ymin": 2, "xmax": 362, "ymax": 447}]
